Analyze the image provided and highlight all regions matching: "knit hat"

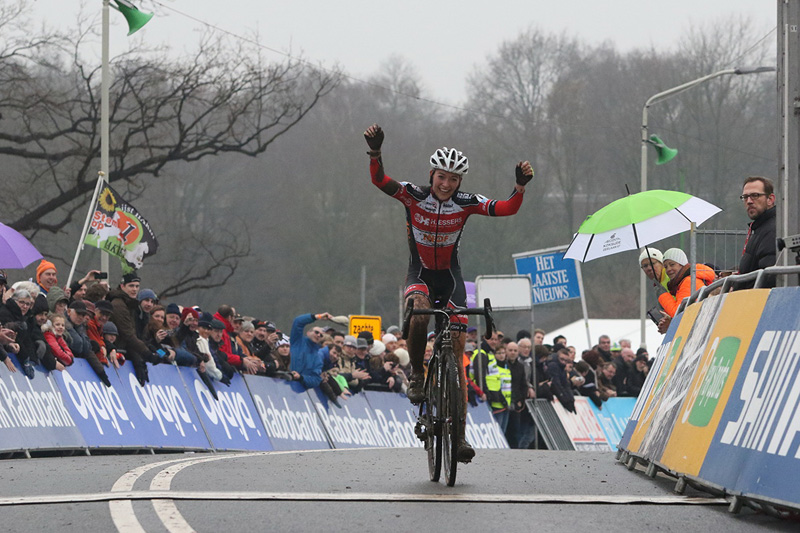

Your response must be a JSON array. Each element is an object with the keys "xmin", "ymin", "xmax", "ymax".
[
  {"xmin": 386, "ymin": 325, "xmax": 402, "ymax": 337},
  {"xmin": 137, "ymin": 288, "xmax": 158, "ymax": 302},
  {"xmin": 103, "ymin": 321, "xmax": 118, "ymax": 335},
  {"xmin": 369, "ymin": 340, "xmax": 385, "ymax": 357},
  {"xmin": 36, "ymin": 260, "xmax": 57, "ymax": 285},
  {"xmin": 181, "ymin": 306, "xmax": 199, "ymax": 321},
  {"xmin": 381, "ymin": 333, "xmax": 397, "ymax": 344},
  {"xmin": 394, "ymin": 348, "xmax": 410, "ymax": 366},
  {"xmin": 663, "ymin": 248, "xmax": 688, "ymax": 266},
  {"xmin": 639, "ymin": 248, "xmax": 663, "ymax": 264},
  {"xmin": 198, "ymin": 312, "xmax": 214, "ymax": 329},
  {"xmin": 165, "ymin": 303, "xmax": 181, "ymax": 316}
]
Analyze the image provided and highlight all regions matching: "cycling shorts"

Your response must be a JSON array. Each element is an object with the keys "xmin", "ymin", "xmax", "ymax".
[{"xmin": 404, "ymin": 266, "xmax": 468, "ymax": 332}]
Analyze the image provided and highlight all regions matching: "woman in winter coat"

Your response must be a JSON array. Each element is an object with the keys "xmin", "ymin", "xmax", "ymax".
[{"xmin": 657, "ymin": 248, "xmax": 716, "ymax": 318}]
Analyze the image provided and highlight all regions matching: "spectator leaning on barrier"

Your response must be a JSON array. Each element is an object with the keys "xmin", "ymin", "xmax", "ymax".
[
  {"xmin": 214, "ymin": 304, "xmax": 259, "ymax": 375},
  {"xmin": 628, "ymin": 352, "xmax": 650, "ymax": 397},
  {"xmin": 66, "ymin": 300, "xmax": 112, "ymax": 387},
  {"xmin": 288, "ymin": 312, "xmax": 333, "ymax": 388},
  {"xmin": 164, "ymin": 303, "xmax": 182, "ymax": 331},
  {"xmin": 597, "ymin": 361, "xmax": 617, "ymax": 401},
  {"xmin": 87, "ymin": 299, "xmax": 121, "ymax": 368},
  {"xmin": 338, "ymin": 335, "xmax": 370, "ymax": 393},
  {"xmin": 108, "ymin": 272, "xmax": 152, "ymax": 386},
  {"xmin": 42, "ymin": 313, "xmax": 74, "ymax": 367},
  {"xmin": 546, "ymin": 348, "xmax": 576, "ymax": 413},
  {"xmin": 657, "ymin": 248, "xmax": 716, "ymax": 321},
  {"xmin": 0, "ymin": 288, "xmax": 40, "ymax": 378},
  {"xmin": 739, "ymin": 176, "xmax": 777, "ymax": 287},
  {"xmin": 612, "ymin": 348, "xmax": 636, "ymax": 397},
  {"xmin": 195, "ymin": 313, "xmax": 225, "ymax": 383}
]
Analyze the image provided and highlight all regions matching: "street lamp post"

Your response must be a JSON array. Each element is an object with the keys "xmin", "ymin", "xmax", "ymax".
[{"xmin": 638, "ymin": 66, "xmax": 776, "ymax": 348}]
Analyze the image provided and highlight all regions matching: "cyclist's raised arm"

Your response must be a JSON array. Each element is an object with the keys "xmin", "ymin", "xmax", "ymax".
[
  {"xmin": 364, "ymin": 123, "xmax": 400, "ymax": 196},
  {"xmin": 470, "ymin": 161, "xmax": 534, "ymax": 217}
]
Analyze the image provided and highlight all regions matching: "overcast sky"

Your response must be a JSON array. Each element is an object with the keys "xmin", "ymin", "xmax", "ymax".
[{"xmin": 31, "ymin": 0, "xmax": 775, "ymax": 103}]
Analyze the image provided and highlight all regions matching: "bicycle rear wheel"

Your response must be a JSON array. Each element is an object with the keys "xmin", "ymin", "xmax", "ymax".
[
  {"xmin": 425, "ymin": 358, "xmax": 442, "ymax": 482},
  {"xmin": 441, "ymin": 349, "xmax": 462, "ymax": 486}
]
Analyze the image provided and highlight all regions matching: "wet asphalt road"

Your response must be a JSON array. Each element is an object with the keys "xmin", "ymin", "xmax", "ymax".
[{"xmin": 0, "ymin": 449, "xmax": 794, "ymax": 532}]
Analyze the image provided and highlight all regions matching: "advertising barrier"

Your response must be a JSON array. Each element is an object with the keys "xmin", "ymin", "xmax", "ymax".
[
  {"xmin": 2, "ymin": 356, "xmax": 517, "ymax": 455},
  {"xmin": 700, "ymin": 288, "xmax": 800, "ymax": 506},
  {"xmin": 179, "ymin": 367, "xmax": 271, "ymax": 451},
  {"xmin": 618, "ymin": 287, "xmax": 800, "ymax": 512},
  {"xmin": 0, "ymin": 355, "xmax": 83, "ymax": 452},
  {"xmin": 53, "ymin": 358, "xmax": 141, "ymax": 448},
  {"xmin": 246, "ymin": 375, "xmax": 330, "ymax": 450},
  {"xmin": 587, "ymin": 397, "xmax": 637, "ymax": 450}
]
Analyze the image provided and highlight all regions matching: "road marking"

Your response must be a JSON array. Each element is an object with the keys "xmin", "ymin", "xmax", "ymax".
[
  {"xmin": 109, "ymin": 449, "xmax": 337, "ymax": 532},
  {"xmin": 1, "ymin": 490, "xmax": 729, "ymax": 506}
]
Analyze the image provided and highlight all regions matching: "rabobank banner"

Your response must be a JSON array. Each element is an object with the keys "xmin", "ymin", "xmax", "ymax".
[
  {"xmin": 245, "ymin": 376, "xmax": 330, "ymax": 450},
  {"xmin": 363, "ymin": 391, "xmax": 422, "ymax": 448},
  {"xmin": 4, "ymin": 356, "xmax": 517, "ymax": 455},
  {"xmin": 0, "ymin": 355, "xmax": 83, "ymax": 452},
  {"xmin": 310, "ymin": 388, "xmax": 393, "ymax": 448},
  {"xmin": 178, "ymin": 367, "xmax": 271, "ymax": 451},
  {"xmin": 465, "ymin": 400, "xmax": 509, "ymax": 449}
]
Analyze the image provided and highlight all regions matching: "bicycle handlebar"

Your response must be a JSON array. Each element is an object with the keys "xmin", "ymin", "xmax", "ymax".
[{"xmin": 401, "ymin": 298, "xmax": 494, "ymax": 341}]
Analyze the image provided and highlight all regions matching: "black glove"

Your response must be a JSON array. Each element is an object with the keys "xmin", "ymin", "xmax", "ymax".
[
  {"xmin": 22, "ymin": 361, "xmax": 35, "ymax": 380},
  {"xmin": 515, "ymin": 162, "xmax": 533, "ymax": 186},
  {"xmin": 364, "ymin": 124, "xmax": 384, "ymax": 151},
  {"xmin": 99, "ymin": 371, "xmax": 111, "ymax": 388},
  {"xmin": 135, "ymin": 363, "xmax": 149, "ymax": 387}
]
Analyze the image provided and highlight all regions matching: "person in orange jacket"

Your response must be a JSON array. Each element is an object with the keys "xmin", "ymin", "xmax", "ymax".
[{"xmin": 657, "ymin": 248, "xmax": 716, "ymax": 319}]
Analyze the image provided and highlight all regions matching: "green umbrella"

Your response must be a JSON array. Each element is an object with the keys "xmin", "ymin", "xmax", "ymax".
[{"xmin": 564, "ymin": 190, "xmax": 721, "ymax": 263}]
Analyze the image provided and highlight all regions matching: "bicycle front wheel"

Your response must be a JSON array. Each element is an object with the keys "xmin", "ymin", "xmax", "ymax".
[
  {"xmin": 425, "ymin": 358, "xmax": 442, "ymax": 482},
  {"xmin": 441, "ymin": 349, "xmax": 462, "ymax": 487}
]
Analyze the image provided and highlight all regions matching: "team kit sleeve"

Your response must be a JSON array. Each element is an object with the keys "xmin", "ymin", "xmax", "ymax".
[{"xmin": 469, "ymin": 188, "xmax": 524, "ymax": 217}]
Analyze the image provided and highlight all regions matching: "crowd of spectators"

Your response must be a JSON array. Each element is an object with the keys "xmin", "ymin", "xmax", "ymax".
[
  {"xmin": 467, "ymin": 330, "xmax": 652, "ymax": 449},
  {"xmin": 0, "ymin": 260, "xmax": 651, "ymax": 448}
]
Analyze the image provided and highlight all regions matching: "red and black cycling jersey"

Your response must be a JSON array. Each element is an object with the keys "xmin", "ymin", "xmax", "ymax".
[{"xmin": 370, "ymin": 158, "xmax": 524, "ymax": 271}]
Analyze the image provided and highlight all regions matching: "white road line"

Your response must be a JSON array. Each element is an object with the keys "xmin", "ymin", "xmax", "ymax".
[
  {"xmin": 110, "ymin": 456, "xmax": 205, "ymax": 533},
  {"xmin": 1, "ymin": 490, "xmax": 729, "ymax": 506},
  {"xmin": 149, "ymin": 455, "xmax": 257, "ymax": 533}
]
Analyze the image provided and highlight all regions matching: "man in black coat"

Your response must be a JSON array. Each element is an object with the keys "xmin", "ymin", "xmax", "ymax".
[{"xmin": 739, "ymin": 176, "xmax": 776, "ymax": 287}]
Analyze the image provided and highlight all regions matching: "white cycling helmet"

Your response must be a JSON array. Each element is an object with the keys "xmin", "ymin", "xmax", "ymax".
[{"xmin": 430, "ymin": 146, "xmax": 469, "ymax": 176}]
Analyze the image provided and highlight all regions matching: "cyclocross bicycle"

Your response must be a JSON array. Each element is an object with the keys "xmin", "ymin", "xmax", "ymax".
[{"xmin": 402, "ymin": 298, "xmax": 494, "ymax": 486}]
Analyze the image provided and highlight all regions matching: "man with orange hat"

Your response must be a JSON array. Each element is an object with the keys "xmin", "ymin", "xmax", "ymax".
[{"xmin": 36, "ymin": 260, "xmax": 59, "ymax": 295}]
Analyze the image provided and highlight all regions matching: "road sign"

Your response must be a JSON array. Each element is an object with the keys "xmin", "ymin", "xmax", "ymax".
[{"xmin": 514, "ymin": 251, "xmax": 581, "ymax": 305}]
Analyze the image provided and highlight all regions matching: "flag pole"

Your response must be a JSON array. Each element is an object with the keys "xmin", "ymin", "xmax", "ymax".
[
  {"xmin": 66, "ymin": 171, "xmax": 106, "ymax": 288},
  {"xmin": 100, "ymin": 0, "xmax": 111, "ymax": 278}
]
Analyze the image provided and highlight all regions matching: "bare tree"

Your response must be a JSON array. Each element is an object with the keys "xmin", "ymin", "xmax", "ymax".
[{"xmin": 0, "ymin": 2, "xmax": 339, "ymax": 295}]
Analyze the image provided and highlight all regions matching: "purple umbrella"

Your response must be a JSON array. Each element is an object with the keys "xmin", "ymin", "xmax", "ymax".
[{"xmin": 0, "ymin": 222, "xmax": 42, "ymax": 269}]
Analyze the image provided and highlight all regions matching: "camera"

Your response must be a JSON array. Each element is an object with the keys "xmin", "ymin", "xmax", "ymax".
[
  {"xmin": 95, "ymin": 272, "xmax": 108, "ymax": 280},
  {"xmin": 777, "ymin": 233, "xmax": 800, "ymax": 253}
]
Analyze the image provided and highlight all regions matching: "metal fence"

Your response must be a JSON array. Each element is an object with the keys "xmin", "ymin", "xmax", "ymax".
[{"xmin": 695, "ymin": 229, "xmax": 747, "ymax": 273}]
